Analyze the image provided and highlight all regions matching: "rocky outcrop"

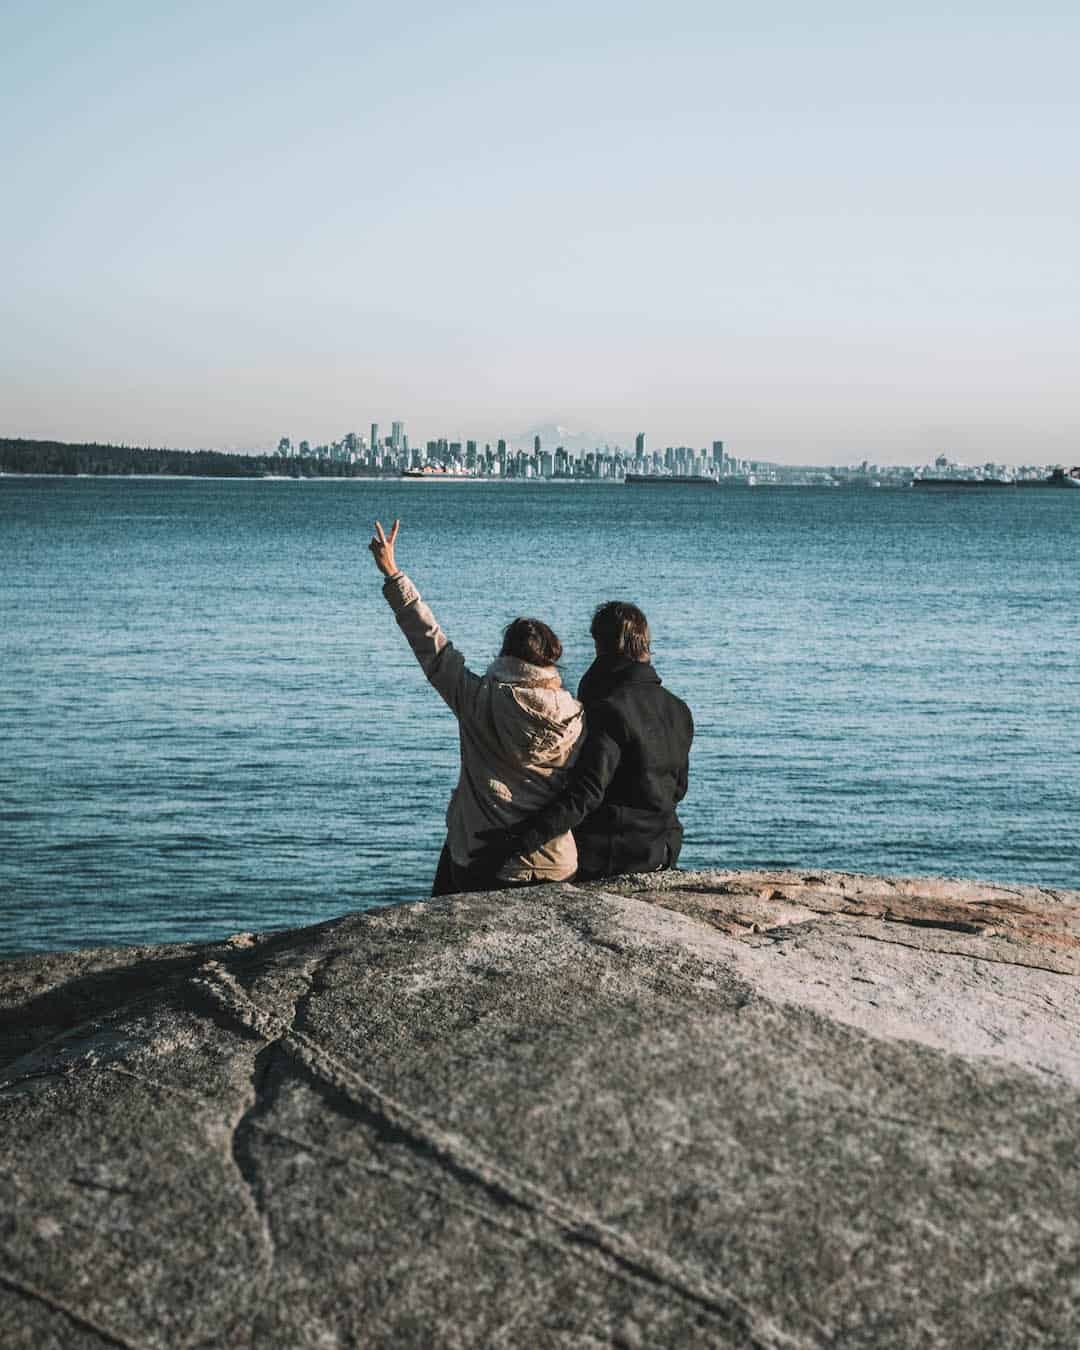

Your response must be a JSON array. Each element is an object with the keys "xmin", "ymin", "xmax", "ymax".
[{"xmin": 1, "ymin": 868, "xmax": 1078, "ymax": 1348}]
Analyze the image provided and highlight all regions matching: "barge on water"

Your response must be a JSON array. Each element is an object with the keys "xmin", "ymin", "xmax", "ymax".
[
  {"xmin": 625, "ymin": 473, "xmax": 755, "ymax": 487},
  {"xmin": 912, "ymin": 468, "xmax": 1080, "ymax": 489}
]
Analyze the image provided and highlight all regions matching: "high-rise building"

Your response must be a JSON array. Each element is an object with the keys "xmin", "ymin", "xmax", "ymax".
[
  {"xmin": 391, "ymin": 421, "xmax": 404, "ymax": 451},
  {"xmin": 635, "ymin": 432, "xmax": 646, "ymax": 456},
  {"xmin": 533, "ymin": 434, "xmax": 541, "ymax": 454},
  {"xmin": 712, "ymin": 441, "xmax": 724, "ymax": 466},
  {"xmin": 370, "ymin": 423, "xmax": 379, "ymax": 454}
]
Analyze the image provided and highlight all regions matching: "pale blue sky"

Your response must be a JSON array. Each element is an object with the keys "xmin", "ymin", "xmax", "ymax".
[{"xmin": 3, "ymin": 1, "xmax": 1077, "ymax": 462}]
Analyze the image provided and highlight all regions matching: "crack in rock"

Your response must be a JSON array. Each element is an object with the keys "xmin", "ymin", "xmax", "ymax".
[
  {"xmin": 202, "ymin": 952, "xmax": 335, "ymax": 1341},
  {"xmin": 841, "ymin": 928, "xmax": 1080, "ymax": 976},
  {"xmin": 191, "ymin": 962, "xmax": 812, "ymax": 1350},
  {"xmin": 0, "ymin": 1269, "xmax": 149, "ymax": 1350},
  {"xmin": 225, "ymin": 1041, "xmax": 280, "ymax": 1293}
]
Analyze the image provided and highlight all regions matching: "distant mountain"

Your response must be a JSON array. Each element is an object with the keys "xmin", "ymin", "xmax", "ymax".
[{"xmin": 513, "ymin": 422, "xmax": 628, "ymax": 454}]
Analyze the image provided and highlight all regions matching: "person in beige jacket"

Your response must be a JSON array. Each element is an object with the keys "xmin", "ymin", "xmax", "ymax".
[{"xmin": 369, "ymin": 519, "xmax": 585, "ymax": 895}]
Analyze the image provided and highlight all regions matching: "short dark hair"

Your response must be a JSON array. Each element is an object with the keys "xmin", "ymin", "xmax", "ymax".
[
  {"xmin": 590, "ymin": 601, "xmax": 650, "ymax": 660},
  {"xmin": 501, "ymin": 617, "xmax": 563, "ymax": 667}
]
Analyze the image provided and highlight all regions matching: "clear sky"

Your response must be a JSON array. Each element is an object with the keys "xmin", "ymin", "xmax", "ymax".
[{"xmin": 3, "ymin": 1, "xmax": 1077, "ymax": 463}]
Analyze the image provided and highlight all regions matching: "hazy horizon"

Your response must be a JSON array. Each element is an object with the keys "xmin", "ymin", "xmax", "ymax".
[
  {"xmin": 4, "ymin": 422, "xmax": 1073, "ymax": 471},
  {"xmin": 3, "ymin": 2, "xmax": 1077, "ymax": 466}
]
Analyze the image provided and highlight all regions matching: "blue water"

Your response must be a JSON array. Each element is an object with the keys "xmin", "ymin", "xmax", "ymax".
[{"xmin": 1, "ymin": 475, "xmax": 1076, "ymax": 954}]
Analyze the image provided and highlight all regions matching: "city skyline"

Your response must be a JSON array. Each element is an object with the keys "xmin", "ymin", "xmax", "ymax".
[
  {"xmin": 268, "ymin": 422, "xmax": 1071, "ymax": 483},
  {"xmin": 3, "ymin": 3, "xmax": 1077, "ymax": 465},
  {"xmin": 5, "ymin": 420, "xmax": 1072, "ymax": 478},
  {"xmin": 7, "ymin": 428, "xmax": 1072, "ymax": 487}
]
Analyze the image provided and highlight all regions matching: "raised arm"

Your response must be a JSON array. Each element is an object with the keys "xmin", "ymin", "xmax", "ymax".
[{"xmin": 369, "ymin": 519, "xmax": 480, "ymax": 718}]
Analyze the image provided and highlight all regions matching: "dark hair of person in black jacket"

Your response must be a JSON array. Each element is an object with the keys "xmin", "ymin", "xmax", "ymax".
[{"xmin": 590, "ymin": 601, "xmax": 650, "ymax": 662}]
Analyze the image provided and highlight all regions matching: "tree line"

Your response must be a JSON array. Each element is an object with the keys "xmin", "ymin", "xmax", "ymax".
[{"xmin": 0, "ymin": 438, "xmax": 394, "ymax": 479}]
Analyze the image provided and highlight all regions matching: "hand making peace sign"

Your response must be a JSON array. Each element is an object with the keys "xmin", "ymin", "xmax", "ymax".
[{"xmin": 369, "ymin": 519, "xmax": 401, "ymax": 577}]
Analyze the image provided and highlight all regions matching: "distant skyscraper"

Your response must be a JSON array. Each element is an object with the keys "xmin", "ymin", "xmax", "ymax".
[
  {"xmin": 533, "ymin": 434, "xmax": 541, "ymax": 454},
  {"xmin": 635, "ymin": 432, "xmax": 646, "ymax": 456},
  {"xmin": 712, "ymin": 440, "xmax": 724, "ymax": 465},
  {"xmin": 391, "ymin": 421, "xmax": 404, "ymax": 451},
  {"xmin": 371, "ymin": 423, "xmax": 379, "ymax": 453}
]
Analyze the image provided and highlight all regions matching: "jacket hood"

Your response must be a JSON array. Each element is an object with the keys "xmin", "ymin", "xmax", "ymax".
[
  {"xmin": 484, "ymin": 658, "xmax": 584, "ymax": 767},
  {"xmin": 485, "ymin": 655, "xmax": 562, "ymax": 688}
]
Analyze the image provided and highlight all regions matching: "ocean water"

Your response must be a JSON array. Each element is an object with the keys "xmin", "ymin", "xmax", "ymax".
[{"xmin": 1, "ymin": 474, "xmax": 1076, "ymax": 954}]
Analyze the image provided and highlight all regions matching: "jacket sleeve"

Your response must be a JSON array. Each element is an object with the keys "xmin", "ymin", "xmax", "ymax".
[
  {"xmin": 514, "ymin": 705, "xmax": 624, "ymax": 854},
  {"xmin": 381, "ymin": 572, "xmax": 481, "ymax": 719},
  {"xmin": 674, "ymin": 706, "xmax": 694, "ymax": 803}
]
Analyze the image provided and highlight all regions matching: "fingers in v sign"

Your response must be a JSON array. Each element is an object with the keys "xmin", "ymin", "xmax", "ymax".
[{"xmin": 369, "ymin": 518, "xmax": 401, "ymax": 577}]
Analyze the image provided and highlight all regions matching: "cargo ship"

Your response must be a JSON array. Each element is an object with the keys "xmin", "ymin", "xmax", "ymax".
[
  {"xmin": 912, "ymin": 468, "xmax": 1080, "ymax": 489},
  {"xmin": 625, "ymin": 473, "xmax": 755, "ymax": 487},
  {"xmin": 1017, "ymin": 468, "xmax": 1080, "ymax": 487},
  {"xmin": 399, "ymin": 466, "xmax": 474, "ymax": 479}
]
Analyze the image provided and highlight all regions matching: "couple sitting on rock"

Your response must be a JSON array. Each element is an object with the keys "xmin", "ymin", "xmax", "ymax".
[{"xmin": 369, "ymin": 519, "xmax": 694, "ymax": 896}]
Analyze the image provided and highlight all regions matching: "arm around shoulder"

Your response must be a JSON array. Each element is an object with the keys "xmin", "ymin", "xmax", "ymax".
[{"xmin": 514, "ymin": 703, "xmax": 625, "ymax": 854}]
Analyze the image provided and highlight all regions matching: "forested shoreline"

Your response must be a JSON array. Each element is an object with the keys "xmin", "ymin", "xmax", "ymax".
[{"xmin": 0, "ymin": 438, "xmax": 393, "ymax": 478}]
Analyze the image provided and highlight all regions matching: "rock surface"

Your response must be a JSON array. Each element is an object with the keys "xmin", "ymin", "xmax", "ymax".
[{"xmin": 1, "ymin": 868, "xmax": 1078, "ymax": 1348}]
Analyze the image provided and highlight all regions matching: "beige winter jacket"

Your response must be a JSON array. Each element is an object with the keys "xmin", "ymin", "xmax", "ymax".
[{"xmin": 383, "ymin": 572, "xmax": 584, "ymax": 881}]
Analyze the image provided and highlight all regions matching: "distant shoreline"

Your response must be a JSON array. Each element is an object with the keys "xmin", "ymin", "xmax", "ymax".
[
  {"xmin": 1, "ymin": 471, "xmax": 902, "ymax": 488},
  {"xmin": 0, "ymin": 470, "xmax": 623, "ymax": 484}
]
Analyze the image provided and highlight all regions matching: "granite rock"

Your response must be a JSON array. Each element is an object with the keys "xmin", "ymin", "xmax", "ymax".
[{"xmin": 1, "ymin": 868, "xmax": 1078, "ymax": 1348}]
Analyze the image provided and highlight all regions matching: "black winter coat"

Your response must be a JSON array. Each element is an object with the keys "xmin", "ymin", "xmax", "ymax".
[{"xmin": 515, "ymin": 657, "xmax": 694, "ymax": 880}]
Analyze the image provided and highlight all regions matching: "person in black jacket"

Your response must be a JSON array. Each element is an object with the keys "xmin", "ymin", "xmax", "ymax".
[{"xmin": 480, "ymin": 601, "xmax": 693, "ymax": 881}]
